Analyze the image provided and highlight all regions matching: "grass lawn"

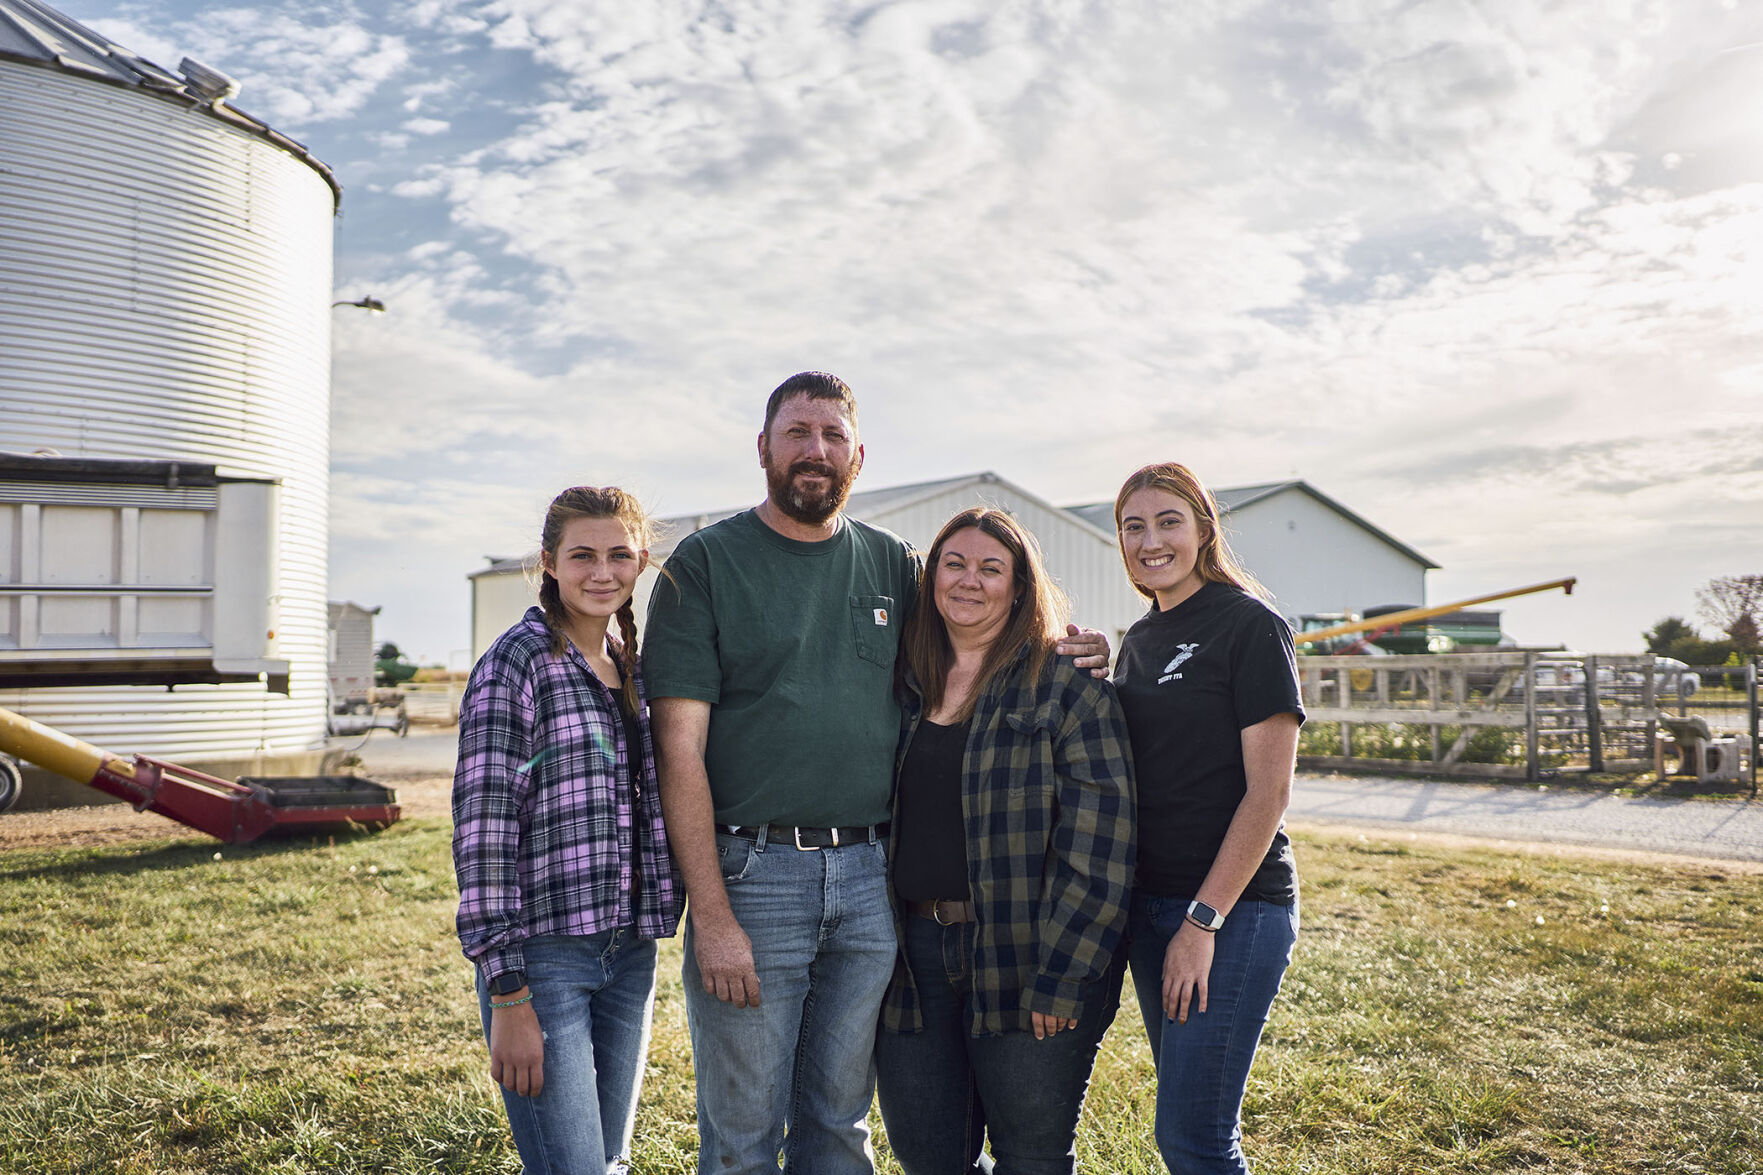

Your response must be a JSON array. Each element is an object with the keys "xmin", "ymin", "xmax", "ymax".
[{"xmin": 1, "ymin": 821, "xmax": 1759, "ymax": 1174}]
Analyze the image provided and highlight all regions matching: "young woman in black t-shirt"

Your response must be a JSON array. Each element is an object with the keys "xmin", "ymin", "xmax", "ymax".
[{"xmin": 1109, "ymin": 462, "xmax": 1305, "ymax": 1175}]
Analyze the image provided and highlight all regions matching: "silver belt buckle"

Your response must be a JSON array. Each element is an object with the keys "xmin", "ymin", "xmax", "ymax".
[
  {"xmin": 932, "ymin": 899, "xmax": 955, "ymax": 925},
  {"xmin": 794, "ymin": 825, "xmax": 833, "ymax": 851}
]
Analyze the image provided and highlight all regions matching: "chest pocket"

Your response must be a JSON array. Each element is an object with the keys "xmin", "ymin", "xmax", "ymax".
[
  {"xmin": 849, "ymin": 595, "xmax": 897, "ymax": 669},
  {"xmin": 999, "ymin": 707, "xmax": 1060, "ymax": 795}
]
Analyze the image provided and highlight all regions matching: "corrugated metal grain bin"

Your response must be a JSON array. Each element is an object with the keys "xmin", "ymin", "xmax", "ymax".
[{"xmin": 0, "ymin": 0, "xmax": 342, "ymax": 784}]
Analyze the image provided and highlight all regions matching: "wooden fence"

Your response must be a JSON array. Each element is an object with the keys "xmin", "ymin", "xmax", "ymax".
[{"xmin": 1297, "ymin": 652, "xmax": 1759, "ymax": 786}]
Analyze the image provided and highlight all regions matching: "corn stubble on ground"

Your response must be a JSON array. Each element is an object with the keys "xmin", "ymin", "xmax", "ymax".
[{"xmin": 0, "ymin": 820, "xmax": 1758, "ymax": 1174}]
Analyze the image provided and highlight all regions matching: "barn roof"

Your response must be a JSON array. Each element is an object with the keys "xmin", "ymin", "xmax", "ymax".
[
  {"xmin": 1065, "ymin": 478, "xmax": 1439, "ymax": 570},
  {"xmin": 475, "ymin": 473, "xmax": 1438, "ymax": 574}
]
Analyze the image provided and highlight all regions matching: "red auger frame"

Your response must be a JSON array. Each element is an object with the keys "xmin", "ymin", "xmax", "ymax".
[{"xmin": 0, "ymin": 704, "xmax": 399, "ymax": 843}]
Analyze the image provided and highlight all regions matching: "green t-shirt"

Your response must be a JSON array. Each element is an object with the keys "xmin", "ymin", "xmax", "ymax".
[{"xmin": 643, "ymin": 509, "xmax": 920, "ymax": 827}]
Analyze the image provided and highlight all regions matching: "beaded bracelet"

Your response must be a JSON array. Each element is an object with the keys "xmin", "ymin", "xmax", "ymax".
[{"xmin": 489, "ymin": 993, "xmax": 534, "ymax": 1009}]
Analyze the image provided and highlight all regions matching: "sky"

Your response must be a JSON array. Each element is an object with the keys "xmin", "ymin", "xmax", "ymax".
[{"xmin": 71, "ymin": 0, "xmax": 1763, "ymax": 665}]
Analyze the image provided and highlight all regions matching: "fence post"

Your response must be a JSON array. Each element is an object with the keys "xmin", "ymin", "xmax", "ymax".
[
  {"xmin": 1584, "ymin": 654, "xmax": 1604, "ymax": 772},
  {"xmin": 1524, "ymin": 651, "xmax": 1539, "ymax": 782},
  {"xmin": 1749, "ymin": 658, "xmax": 1758, "ymax": 798}
]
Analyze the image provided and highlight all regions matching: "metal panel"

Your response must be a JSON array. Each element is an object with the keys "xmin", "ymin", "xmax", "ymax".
[
  {"xmin": 0, "ymin": 61, "xmax": 332, "ymax": 759},
  {"xmin": 1224, "ymin": 488, "xmax": 1429, "ymax": 622}
]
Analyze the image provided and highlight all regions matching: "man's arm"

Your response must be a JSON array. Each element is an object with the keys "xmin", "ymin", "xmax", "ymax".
[
  {"xmin": 652, "ymin": 696, "xmax": 762, "ymax": 1008},
  {"xmin": 1056, "ymin": 623, "xmax": 1112, "ymax": 678}
]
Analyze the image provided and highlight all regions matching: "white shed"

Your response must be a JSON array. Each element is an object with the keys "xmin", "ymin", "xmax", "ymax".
[{"xmin": 326, "ymin": 602, "xmax": 379, "ymax": 710}]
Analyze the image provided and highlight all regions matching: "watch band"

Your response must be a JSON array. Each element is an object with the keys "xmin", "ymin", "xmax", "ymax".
[
  {"xmin": 1186, "ymin": 899, "xmax": 1225, "ymax": 932},
  {"xmin": 487, "ymin": 969, "xmax": 528, "ymax": 996}
]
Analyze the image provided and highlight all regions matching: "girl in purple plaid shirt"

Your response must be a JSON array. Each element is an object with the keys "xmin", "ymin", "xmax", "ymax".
[{"xmin": 453, "ymin": 486, "xmax": 683, "ymax": 1175}]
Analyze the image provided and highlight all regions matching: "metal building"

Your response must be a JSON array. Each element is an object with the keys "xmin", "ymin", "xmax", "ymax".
[
  {"xmin": 0, "ymin": 0, "xmax": 340, "ymax": 790},
  {"xmin": 1070, "ymin": 480, "xmax": 1438, "ymax": 623},
  {"xmin": 327, "ymin": 602, "xmax": 379, "ymax": 711},
  {"xmin": 472, "ymin": 473, "xmax": 1440, "ymax": 665},
  {"xmin": 470, "ymin": 472, "xmax": 1154, "ymax": 665}
]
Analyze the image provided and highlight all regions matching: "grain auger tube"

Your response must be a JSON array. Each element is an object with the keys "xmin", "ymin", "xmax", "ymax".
[{"xmin": 0, "ymin": 704, "xmax": 398, "ymax": 843}]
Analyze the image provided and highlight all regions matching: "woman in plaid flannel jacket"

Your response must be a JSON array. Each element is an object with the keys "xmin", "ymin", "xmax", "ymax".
[{"xmin": 874, "ymin": 506, "xmax": 1136, "ymax": 1174}]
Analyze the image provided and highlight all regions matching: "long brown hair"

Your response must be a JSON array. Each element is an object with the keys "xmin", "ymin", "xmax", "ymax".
[
  {"xmin": 900, "ymin": 507, "xmax": 1070, "ymax": 721},
  {"xmin": 535, "ymin": 485, "xmax": 658, "ymax": 718},
  {"xmin": 1112, "ymin": 462, "xmax": 1268, "ymax": 604}
]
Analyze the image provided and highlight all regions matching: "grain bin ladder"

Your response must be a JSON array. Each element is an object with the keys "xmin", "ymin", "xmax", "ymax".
[{"xmin": 0, "ymin": 704, "xmax": 399, "ymax": 843}]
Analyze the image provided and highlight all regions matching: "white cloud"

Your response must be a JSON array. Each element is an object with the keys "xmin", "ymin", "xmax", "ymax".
[{"xmin": 74, "ymin": 0, "xmax": 1763, "ymax": 656}]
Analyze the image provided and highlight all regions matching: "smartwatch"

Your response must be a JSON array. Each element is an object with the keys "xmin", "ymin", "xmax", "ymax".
[
  {"xmin": 1185, "ymin": 900, "xmax": 1225, "ymax": 932},
  {"xmin": 488, "ymin": 970, "xmax": 528, "ymax": 996}
]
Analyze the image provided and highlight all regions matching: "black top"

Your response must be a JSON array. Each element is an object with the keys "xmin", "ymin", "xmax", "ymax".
[
  {"xmin": 891, "ymin": 716, "xmax": 973, "ymax": 902},
  {"xmin": 1112, "ymin": 581, "xmax": 1305, "ymax": 904}
]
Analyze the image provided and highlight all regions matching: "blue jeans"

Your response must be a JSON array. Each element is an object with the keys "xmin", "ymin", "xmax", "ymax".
[
  {"xmin": 1126, "ymin": 894, "xmax": 1298, "ymax": 1175},
  {"xmin": 683, "ymin": 830, "xmax": 896, "ymax": 1174},
  {"xmin": 476, "ymin": 929, "xmax": 659, "ymax": 1175},
  {"xmin": 873, "ymin": 914, "xmax": 1120, "ymax": 1175}
]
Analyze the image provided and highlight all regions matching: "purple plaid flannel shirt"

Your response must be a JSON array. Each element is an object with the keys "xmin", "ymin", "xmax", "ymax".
[{"xmin": 452, "ymin": 608, "xmax": 683, "ymax": 983}]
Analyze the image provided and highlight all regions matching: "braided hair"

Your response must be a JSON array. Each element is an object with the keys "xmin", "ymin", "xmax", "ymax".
[{"xmin": 535, "ymin": 486, "xmax": 657, "ymax": 719}]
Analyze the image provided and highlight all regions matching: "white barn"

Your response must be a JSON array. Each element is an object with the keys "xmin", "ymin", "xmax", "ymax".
[
  {"xmin": 1067, "ymin": 479, "xmax": 1438, "ymax": 625},
  {"xmin": 469, "ymin": 472, "xmax": 1435, "ymax": 663}
]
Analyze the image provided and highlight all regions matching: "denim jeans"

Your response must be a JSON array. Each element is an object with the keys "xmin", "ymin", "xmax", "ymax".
[
  {"xmin": 476, "ymin": 929, "xmax": 659, "ymax": 1175},
  {"xmin": 874, "ymin": 914, "xmax": 1120, "ymax": 1175},
  {"xmin": 683, "ymin": 830, "xmax": 896, "ymax": 1174},
  {"xmin": 1126, "ymin": 894, "xmax": 1298, "ymax": 1175}
]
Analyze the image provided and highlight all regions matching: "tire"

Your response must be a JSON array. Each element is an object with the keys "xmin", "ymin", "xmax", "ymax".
[{"xmin": 0, "ymin": 756, "xmax": 22, "ymax": 814}]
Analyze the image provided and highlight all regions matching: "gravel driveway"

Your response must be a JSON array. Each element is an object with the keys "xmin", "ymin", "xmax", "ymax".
[
  {"xmin": 1289, "ymin": 772, "xmax": 1763, "ymax": 863},
  {"xmin": 5, "ymin": 727, "xmax": 1760, "ymax": 865}
]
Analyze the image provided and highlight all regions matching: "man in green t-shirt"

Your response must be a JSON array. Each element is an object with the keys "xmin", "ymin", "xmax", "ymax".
[{"xmin": 646, "ymin": 372, "xmax": 1105, "ymax": 1174}]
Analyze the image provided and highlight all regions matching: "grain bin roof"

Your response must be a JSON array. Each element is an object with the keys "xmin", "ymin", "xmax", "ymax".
[{"xmin": 0, "ymin": 0, "xmax": 340, "ymax": 207}]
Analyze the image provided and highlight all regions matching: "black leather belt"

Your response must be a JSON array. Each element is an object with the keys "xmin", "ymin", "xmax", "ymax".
[
  {"xmin": 909, "ymin": 899, "xmax": 976, "ymax": 924},
  {"xmin": 724, "ymin": 823, "xmax": 888, "ymax": 850}
]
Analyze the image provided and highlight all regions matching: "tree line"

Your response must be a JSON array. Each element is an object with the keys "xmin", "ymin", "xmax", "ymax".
[{"xmin": 1644, "ymin": 574, "xmax": 1762, "ymax": 665}]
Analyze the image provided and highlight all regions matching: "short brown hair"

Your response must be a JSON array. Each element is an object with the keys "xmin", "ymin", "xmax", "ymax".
[{"xmin": 763, "ymin": 371, "xmax": 858, "ymax": 434}]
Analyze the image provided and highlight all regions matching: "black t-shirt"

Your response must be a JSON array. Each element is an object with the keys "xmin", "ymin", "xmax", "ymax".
[
  {"xmin": 891, "ymin": 717, "xmax": 972, "ymax": 902},
  {"xmin": 1112, "ymin": 581, "xmax": 1305, "ymax": 904}
]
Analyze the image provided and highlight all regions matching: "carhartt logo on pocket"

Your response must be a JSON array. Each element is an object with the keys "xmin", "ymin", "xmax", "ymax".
[{"xmin": 873, "ymin": 608, "xmax": 888, "ymax": 626}]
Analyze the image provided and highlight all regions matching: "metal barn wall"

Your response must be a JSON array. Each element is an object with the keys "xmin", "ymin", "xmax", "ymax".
[
  {"xmin": 865, "ymin": 485, "xmax": 1149, "ymax": 641},
  {"xmin": 0, "ymin": 62, "xmax": 334, "ymax": 761},
  {"xmin": 1225, "ymin": 489, "xmax": 1429, "ymax": 623}
]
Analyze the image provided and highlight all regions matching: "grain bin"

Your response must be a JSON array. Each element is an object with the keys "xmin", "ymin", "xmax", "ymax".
[{"xmin": 0, "ymin": 0, "xmax": 344, "ymax": 798}]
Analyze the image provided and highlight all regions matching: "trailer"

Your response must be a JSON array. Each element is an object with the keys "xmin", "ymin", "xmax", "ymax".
[{"xmin": 0, "ymin": 703, "xmax": 398, "ymax": 842}]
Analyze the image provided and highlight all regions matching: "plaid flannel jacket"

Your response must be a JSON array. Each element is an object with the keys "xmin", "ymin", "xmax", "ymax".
[
  {"xmin": 881, "ymin": 647, "xmax": 1136, "ymax": 1036},
  {"xmin": 452, "ymin": 608, "xmax": 683, "ymax": 984}
]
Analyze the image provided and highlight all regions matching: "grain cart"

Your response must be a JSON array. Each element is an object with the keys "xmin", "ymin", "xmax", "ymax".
[{"xmin": 0, "ymin": 703, "xmax": 399, "ymax": 842}]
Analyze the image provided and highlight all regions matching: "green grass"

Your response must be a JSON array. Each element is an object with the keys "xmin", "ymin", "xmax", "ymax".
[{"xmin": 2, "ymin": 823, "xmax": 1759, "ymax": 1173}]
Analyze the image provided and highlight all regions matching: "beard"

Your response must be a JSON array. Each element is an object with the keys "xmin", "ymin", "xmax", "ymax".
[{"xmin": 763, "ymin": 444, "xmax": 856, "ymax": 525}]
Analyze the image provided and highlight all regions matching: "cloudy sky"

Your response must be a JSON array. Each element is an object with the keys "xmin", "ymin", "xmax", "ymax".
[{"xmin": 75, "ymin": 0, "xmax": 1763, "ymax": 664}]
